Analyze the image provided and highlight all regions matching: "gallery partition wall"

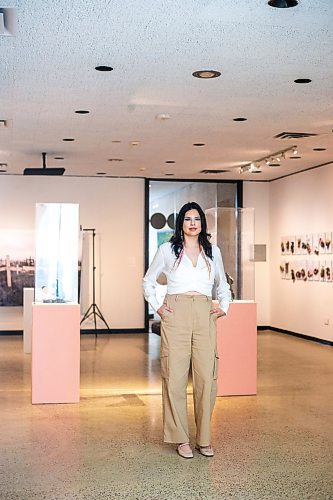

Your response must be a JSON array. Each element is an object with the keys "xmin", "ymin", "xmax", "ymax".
[{"xmin": 144, "ymin": 179, "xmax": 243, "ymax": 331}]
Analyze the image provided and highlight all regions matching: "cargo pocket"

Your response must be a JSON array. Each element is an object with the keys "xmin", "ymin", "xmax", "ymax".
[
  {"xmin": 213, "ymin": 353, "xmax": 219, "ymax": 380},
  {"xmin": 160, "ymin": 352, "xmax": 169, "ymax": 380}
]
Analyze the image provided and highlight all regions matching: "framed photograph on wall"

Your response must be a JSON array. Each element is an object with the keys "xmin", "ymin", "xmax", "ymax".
[
  {"xmin": 296, "ymin": 260, "xmax": 308, "ymax": 281},
  {"xmin": 305, "ymin": 234, "xmax": 313, "ymax": 255},
  {"xmin": 285, "ymin": 236, "xmax": 291, "ymax": 255},
  {"xmin": 280, "ymin": 261, "xmax": 286, "ymax": 279},
  {"xmin": 307, "ymin": 261, "xmax": 314, "ymax": 281},
  {"xmin": 281, "ymin": 237, "xmax": 286, "ymax": 255},
  {"xmin": 0, "ymin": 230, "xmax": 35, "ymax": 306},
  {"xmin": 312, "ymin": 234, "xmax": 320, "ymax": 256},
  {"xmin": 320, "ymin": 262, "xmax": 326, "ymax": 281},
  {"xmin": 285, "ymin": 261, "xmax": 291, "ymax": 280},
  {"xmin": 313, "ymin": 261, "xmax": 320, "ymax": 281},
  {"xmin": 300, "ymin": 234, "xmax": 307, "ymax": 255},
  {"xmin": 290, "ymin": 236, "xmax": 295, "ymax": 255},
  {"xmin": 325, "ymin": 232, "xmax": 332, "ymax": 254},
  {"xmin": 296, "ymin": 235, "xmax": 302, "ymax": 255},
  {"xmin": 318, "ymin": 233, "xmax": 326, "ymax": 255},
  {"xmin": 325, "ymin": 260, "xmax": 332, "ymax": 282}
]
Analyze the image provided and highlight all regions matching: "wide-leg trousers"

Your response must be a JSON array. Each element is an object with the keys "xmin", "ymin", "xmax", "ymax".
[{"xmin": 160, "ymin": 294, "xmax": 219, "ymax": 447}]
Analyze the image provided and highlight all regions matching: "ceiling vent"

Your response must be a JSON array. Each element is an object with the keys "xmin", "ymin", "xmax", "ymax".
[
  {"xmin": 201, "ymin": 169, "xmax": 228, "ymax": 174},
  {"xmin": 23, "ymin": 152, "xmax": 65, "ymax": 176},
  {"xmin": 274, "ymin": 132, "xmax": 318, "ymax": 139},
  {"xmin": 0, "ymin": 8, "xmax": 17, "ymax": 36}
]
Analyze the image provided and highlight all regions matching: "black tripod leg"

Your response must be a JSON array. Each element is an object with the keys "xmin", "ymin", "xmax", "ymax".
[
  {"xmin": 80, "ymin": 303, "xmax": 94, "ymax": 325},
  {"xmin": 94, "ymin": 304, "xmax": 110, "ymax": 330}
]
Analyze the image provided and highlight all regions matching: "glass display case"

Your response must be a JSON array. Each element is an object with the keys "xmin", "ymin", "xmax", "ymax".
[
  {"xmin": 205, "ymin": 207, "xmax": 255, "ymax": 301},
  {"xmin": 34, "ymin": 203, "xmax": 80, "ymax": 303}
]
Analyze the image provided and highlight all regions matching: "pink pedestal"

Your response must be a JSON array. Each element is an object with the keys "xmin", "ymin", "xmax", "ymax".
[
  {"xmin": 31, "ymin": 304, "xmax": 80, "ymax": 404},
  {"xmin": 216, "ymin": 301, "xmax": 257, "ymax": 396}
]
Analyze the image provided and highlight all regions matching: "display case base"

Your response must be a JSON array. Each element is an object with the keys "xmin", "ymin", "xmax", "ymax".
[
  {"xmin": 216, "ymin": 301, "xmax": 257, "ymax": 396},
  {"xmin": 31, "ymin": 303, "xmax": 80, "ymax": 404}
]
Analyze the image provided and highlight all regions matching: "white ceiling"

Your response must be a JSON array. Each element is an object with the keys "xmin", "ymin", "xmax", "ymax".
[{"xmin": 0, "ymin": 0, "xmax": 332, "ymax": 181}]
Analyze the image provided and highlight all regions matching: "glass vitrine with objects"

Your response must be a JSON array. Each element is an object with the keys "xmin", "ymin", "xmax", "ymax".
[
  {"xmin": 34, "ymin": 203, "xmax": 80, "ymax": 304},
  {"xmin": 205, "ymin": 207, "xmax": 255, "ymax": 301}
]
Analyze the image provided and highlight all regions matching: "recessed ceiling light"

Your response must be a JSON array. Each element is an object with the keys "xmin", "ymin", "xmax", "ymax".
[
  {"xmin": 63, "ymin": 138, "xmax": 75, "ymax": 142},
  {"xmin": 165, "ymin": 160, "xmax": 176, "ymax": 164},
  {"xmin": 96, "ymin": 172, "xmax": 106, "ymax": 175},
  {"xmin": 193, "ymin": 143, "xmax": 205, "ymax": 147},
  {"xmin": 131, "ymin": 141, "xmax": 140, "ymax": 146},
  {"xmin": 108, "ymin": 158, "xmax": 123, "ymax": 162},
  {"xmin": 251, "ymin": 170, "xmax": 262, "ymax": 174},
  {"xmin": 294, "ymin": 78, "xmax": 312, "ymax": 84},
  {"xmin": 289, "ymin": 156, "xmax": 301, "ymax": 159},
  {"xmin": 95, "ymin": 66, "xmax": 113, "ymax": 72},
  {"xmin": 112, "ymin": 140, "xmax": 121, "ymax": 143},
  {"xmin": 54, "ymin": 157, "xmax": 64, "ymax": 160},
  {"xmin": 165, "ymin": 173, "xmax": 175, "ymax": 176},
  {"xmin": 75, "ymin": 110, "xmax": 90, "ymax": 114},
  {"xmin": 268, "ymin": 163, "xmax": 280, "ymax": 167},
  {"xmin": 233, "ymin": 117, "xmax": 247, "ymax": 122},
  {"xmin": 139, "ymin": 167, "xmax": 146, "ymax": 171},
  {"xmin": 268, "ymin": 0, "xmax": 298, "ymax": 7},
  {"xmin": 313, "ymin": 148, "xmax": 326, "ymax": 151},
  {"xmin": 192, "ymin": 70, "xmax": 221, "ymax": 79},
  {"xmin": 156, "ymin": 113, "xmax": 171, "ymax": 120}
]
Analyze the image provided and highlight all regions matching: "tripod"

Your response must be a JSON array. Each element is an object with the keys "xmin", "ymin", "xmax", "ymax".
[{"xmin": 80, "ymin": 228, "xmax": 110, "ymax": 335}]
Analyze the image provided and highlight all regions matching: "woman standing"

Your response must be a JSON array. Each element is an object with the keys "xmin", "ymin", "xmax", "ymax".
[{"xmin": 143, "ymin": 202, "xmax": 231, "ymax": 459}]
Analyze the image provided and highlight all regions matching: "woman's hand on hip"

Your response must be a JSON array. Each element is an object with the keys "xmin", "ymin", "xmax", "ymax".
[
  {"xmin": 157, "ymin": 304, "xmax": 173, "ymax": 319},
  {"xmin": 210, "ymin": 307, "xmax": 226, "ymax": 319}
]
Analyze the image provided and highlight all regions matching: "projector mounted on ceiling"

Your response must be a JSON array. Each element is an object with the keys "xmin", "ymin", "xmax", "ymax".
[{"xmin": 23, "ymin": 152, "xmax": 65, "ymax": 176}]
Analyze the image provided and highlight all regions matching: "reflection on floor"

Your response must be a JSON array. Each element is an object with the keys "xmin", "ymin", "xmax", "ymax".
[{"xmin": 0, "ymin": 331, "xmax": 332, "ymax": 500}]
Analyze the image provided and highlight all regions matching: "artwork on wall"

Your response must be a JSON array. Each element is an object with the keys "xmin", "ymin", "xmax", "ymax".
[
  {"xmin": 0, "ymin": 230, "xmax": 35, "ymax": 306},
  {"xmin": 280, "ymin": 231, "xmax": 333, "ymax": 284},
  {"xmin": 280, "ymin": 262, "xmax": 285, "ymax": 279},
  {"xmin": 325, "ymin": 232, "xmax": 332, "ymax": 253},
  {"xmin": 285, "ymin": 261, "xmax": 290, "ymax": 280},
  {"xmin": 305, "ymin": 235, "xmax": 312, "ymax": 255}
]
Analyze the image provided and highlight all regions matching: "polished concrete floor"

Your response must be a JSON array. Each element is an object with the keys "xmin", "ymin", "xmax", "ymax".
[{"xmin": 0, "ymin": 331, "xmax": 332, "ymax": 500}]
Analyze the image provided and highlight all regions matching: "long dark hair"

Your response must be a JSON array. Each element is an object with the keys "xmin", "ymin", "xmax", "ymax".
[{"xmin": 170, "ymin": 202, "xmax": 213, "ymax": 259}]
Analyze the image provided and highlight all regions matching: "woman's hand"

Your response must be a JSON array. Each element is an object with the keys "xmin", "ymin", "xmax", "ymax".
[
  {"xmin": 157, "ymin": 304, "xmax": 173, "ymax": 319},
  {"xmin": 210, "ymin": 307, "xmax": 226, "ymax": 319}
]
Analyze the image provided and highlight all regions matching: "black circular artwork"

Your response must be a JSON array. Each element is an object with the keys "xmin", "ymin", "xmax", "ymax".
[
  {"xmin": 167, "ymin": 213, "xmax": 177, "ymax": 230},
  {"xmin": 150, "ymin": 213, "xmax": 166, "ymax": 229}
]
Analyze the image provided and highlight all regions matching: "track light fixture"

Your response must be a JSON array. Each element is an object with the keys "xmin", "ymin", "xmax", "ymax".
[{"xmin": 239, "ymin": 145, "xmax": 297, "ymax": 174}]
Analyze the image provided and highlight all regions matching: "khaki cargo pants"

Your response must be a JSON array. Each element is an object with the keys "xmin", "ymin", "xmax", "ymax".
[{"xmin": 160, "ymin": 294, "xmax": 219, "ymax": 447}]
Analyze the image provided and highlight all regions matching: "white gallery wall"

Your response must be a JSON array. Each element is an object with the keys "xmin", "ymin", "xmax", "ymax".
[
  {"xmin": 269, "ymin": 165, "xmax": 333, "ymax": 342},
  {"xmin": 0, "ymin": 176, "xmax": 145, "ymax": 330}
]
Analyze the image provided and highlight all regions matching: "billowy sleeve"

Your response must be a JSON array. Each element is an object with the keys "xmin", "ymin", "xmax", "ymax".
[
  {"xmin": 214, "ymin": 247, "xmax": 231, "ymax": 315},
  {"xmin": 143, "ymin": 245, "xmax": 167, "ymax": 312}
]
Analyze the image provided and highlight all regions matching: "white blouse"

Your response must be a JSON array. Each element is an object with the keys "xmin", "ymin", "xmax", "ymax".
[{"xmin": 143, "ymin": 242, "xmax": 231, "ymax": 314}]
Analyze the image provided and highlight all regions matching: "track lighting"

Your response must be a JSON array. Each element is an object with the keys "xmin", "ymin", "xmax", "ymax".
[{"xmin": 239, "ymin": 145, "xmax": 297, "ymax": 174}]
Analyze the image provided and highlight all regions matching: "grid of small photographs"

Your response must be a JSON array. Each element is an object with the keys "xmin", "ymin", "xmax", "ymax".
[{"xmin": 280, "ymin": 232, "xmax": 332, "ymax": 283}]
